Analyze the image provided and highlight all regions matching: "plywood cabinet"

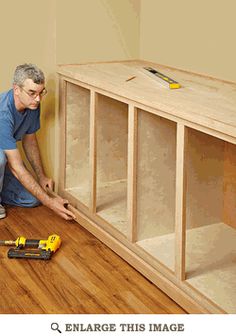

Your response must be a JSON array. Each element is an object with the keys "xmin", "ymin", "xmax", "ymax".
[{"xmin": 57, "ymin": 61, "xmax": 236, "ymax": 313}]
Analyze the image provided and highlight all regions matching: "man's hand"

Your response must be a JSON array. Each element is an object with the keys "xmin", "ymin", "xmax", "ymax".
[
  {"xmin": 5, "ymin": 148, "xmax": 76, "ymax": 221},
  {"xmin": 48, "ymin": 195, "xmax": 76, "ymax": 221},
  {"xmin": 39, "ymin": 175, "xmax": 54, "ymax": 191}
]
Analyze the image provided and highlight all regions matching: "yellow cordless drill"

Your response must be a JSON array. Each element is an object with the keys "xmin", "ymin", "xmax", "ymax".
[{"xmin": 0, "ymin": 234, "xmax": 61, "ymax": 260}]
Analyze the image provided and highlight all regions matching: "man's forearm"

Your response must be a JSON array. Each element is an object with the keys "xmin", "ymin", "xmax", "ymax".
[{"xmin": 22, "ymin": 134, "xmax": 45, "ymax": 179}]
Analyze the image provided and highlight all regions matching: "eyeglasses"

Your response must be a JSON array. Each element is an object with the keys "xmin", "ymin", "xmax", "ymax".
[{"xmin": 20, "ymin": 86, "xmax": 47, "ymax": 99}]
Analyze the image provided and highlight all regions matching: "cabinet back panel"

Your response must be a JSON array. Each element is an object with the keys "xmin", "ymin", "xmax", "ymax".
[
  {"xmin": 186, "ymin": 129, "xmax": 224, "ymax": 229},
  {"xmin": 96, "ymin": 94, "xmax": 128, "ymax": 232},
  {"xmin": 137, "ymin": 110, "xmax": 177, "ymax": 241},
  {"xmin": 96, "ymin": 94, "xmax": 128, "ymax": 184},
  {"xmin": 65, "ymin": 83, "xmax": 90, "ymax": 204}
]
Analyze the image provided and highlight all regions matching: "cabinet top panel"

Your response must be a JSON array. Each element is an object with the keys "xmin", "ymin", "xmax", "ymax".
[{"xmin": 58, "ymin": 60, "xmax": 236, "ymax": 138}]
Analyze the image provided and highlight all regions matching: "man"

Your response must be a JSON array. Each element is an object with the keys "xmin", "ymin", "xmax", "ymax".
[{"xmin": 0, "ymin": 63, "xmax": 75, "ymax": 220}]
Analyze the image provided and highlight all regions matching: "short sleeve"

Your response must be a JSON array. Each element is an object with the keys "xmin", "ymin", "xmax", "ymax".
[
  {"xmin": 25, "ymin": 108, "xmax": 40, "ymax": 135},
  {"xmin": 0, "ymin": 112, "xmax": 17, "ymax": 150}
]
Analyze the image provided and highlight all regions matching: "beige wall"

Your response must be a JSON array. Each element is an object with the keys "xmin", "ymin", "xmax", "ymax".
[
  {"xmin": 0, "ymin": 1, "xmax": 56, "ymax": 91},
  {"xmin": 56, "ymin": 0, "xmax": 140, "ymax": 64},
  {"xmin": 140, "ymin": 0, "xmax": 236, "ymax": 82}
]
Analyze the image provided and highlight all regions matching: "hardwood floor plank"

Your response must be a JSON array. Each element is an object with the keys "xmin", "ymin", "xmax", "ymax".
[{"xmin": 0, "ymin": 206, "xmax": 186, "ymax": 314}]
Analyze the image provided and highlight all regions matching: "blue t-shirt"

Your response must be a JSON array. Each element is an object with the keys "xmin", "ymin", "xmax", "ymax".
[{"xmin": 0, "ymin": 89, "xmax": 40, "ymax": 150}]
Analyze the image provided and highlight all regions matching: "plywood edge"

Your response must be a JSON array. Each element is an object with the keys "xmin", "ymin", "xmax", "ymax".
[
  {"xmin": 175, "ymin": 124, "xmax": 187, "ymax": 280},
  {"xmin": 89, "ymin": 91, "xmax": 97, "ymax": 213},
  {"xmin": 57, "ymin": 78, "xmax": 67, "ymax": 193},
  {"xmin": 223, "ymin": 142, "xmax": 236, "ymax": 228},
  {"xmin": 127, "ymin": 105, "xmax": 138, "ymax": 242},
  {"xmin": 57, "ymin": 59, "xmax": 140, "ymax": 69},
  {"xmin": 53, "ymin": 75, "xmax": 61, "ymax": 193}
]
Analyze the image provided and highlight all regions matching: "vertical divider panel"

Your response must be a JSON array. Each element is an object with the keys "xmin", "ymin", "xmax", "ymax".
[
  {"xmin": 223, "ymin": 142, "xmax": 236, "ymax": 229},
  {"xmin": 89, "ymin": 91, "xmax": 97, "ymax": 214},
  {"xmin": 127, "ymin": 105, "xmax": 138, "ymax": 242},
  {"xmin": 58, "ymin": 78, "xmax": 67, "ymax": 193},
  {"xmin": 175, "ymin": 123, "xmax": 188, "ymax": 281}
]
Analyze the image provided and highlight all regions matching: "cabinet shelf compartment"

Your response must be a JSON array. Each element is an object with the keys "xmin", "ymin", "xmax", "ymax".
[
  {"xmin": 185, "ymin": 128, "xmax": 236, "ymax": 313},
  {"xmin": 136, "ymin": 110, "xmax": 177, "ymax": 271},
  {"xmin": 96, "ymin": 94, "xmax": 128, "ymax": 235},
  {"xmin": 64, "ymin": 82, "xmax": 90, "ymax": 207}
]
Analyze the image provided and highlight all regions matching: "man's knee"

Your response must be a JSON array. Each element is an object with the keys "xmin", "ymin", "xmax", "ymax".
[
  {"xmin": 23, "ymin": 196, "xmax": 41, "ymax": 208},
  {"xmin": 0, "ymin": 149, "xmax": 7, "ymax": 168}
]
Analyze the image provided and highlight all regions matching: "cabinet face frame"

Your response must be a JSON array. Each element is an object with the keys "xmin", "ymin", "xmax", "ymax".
[
  {"xmin": 175, "ymin": 123, "xmax": 187, "ymax": 281},
  {"xmin": 57, "ymin": 70, "xmax": 236, "ymax": 314},
  {"xmin": 58, "ymin": 77, "xmax": 66, "ymax": 194}
]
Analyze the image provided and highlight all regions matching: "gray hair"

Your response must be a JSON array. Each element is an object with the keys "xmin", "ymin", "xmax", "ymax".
[{"xmin": 13, "ymin": 63, "xmax": 45, "ymax": 86}]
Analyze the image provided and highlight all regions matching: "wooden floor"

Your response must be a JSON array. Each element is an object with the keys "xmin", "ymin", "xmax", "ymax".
[{"xmin": 0, "ymin": 205, "xmax": 186, "ymax": 314}]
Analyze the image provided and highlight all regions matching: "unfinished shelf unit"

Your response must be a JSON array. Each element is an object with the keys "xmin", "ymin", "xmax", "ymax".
[{"xmin": 57, "ymin": 60, "xmax": 236, "ymax": 313}]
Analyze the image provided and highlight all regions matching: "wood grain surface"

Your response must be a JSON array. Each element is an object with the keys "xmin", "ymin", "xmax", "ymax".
[
  {"xmin": 58, "ymin": 60, "xmax": 236, "ymax": 139},
  {"xmin": 0, "ymin": 205, "xmax": 186, "ymax": 314}
]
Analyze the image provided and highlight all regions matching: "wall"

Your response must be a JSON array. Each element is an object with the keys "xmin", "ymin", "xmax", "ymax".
[
  {"xmin": 0, "ymin": 0, "xmax": 57, "ymax": 177},
  {"xmin": 140, "ymin": 0, "xmax": 236, "ymax": 82},
  {"xmin": 0, "ymin": 0, "xmax": 56, "ymax": 91},
  {"xmin": 56, "ymin": 0, "xmax": 140, "ymax": 64}
]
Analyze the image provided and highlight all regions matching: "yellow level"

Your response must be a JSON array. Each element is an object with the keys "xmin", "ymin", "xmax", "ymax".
[{"xmin": 142, "ymin": 67, "xmax": 181, "ymax": 89}]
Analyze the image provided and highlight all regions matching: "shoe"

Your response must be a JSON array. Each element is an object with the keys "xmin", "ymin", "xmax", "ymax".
[{"xmin": 0, "ymin": 204, "xmax": 6, "ymax": 219}]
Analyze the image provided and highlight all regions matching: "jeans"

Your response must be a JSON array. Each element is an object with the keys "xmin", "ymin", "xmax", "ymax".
[{"xmin": 0, "ymin": 149, "xmax": 40, "ymax": 207}]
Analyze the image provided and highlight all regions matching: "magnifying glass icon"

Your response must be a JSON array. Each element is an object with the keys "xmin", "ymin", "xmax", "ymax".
[{"xmin": 51, "ymin": 323, "xmax": 62, "ymax": 333}]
